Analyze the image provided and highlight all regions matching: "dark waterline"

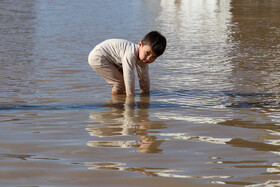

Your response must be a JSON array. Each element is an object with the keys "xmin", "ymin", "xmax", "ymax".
[{"xmin": 0, "ymin": 90, "xmax": 277, "ymax": 110}]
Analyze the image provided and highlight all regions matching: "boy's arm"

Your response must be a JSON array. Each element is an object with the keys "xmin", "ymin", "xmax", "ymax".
[
  {"xmin": 136, "ymin": 63, "xmax": 150, "ymax": 95},
  {"xmin": 122, "ymin": 56, "xmax": 136, "ymax": 96}
]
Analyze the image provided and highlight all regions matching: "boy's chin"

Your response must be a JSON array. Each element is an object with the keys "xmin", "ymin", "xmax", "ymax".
[{"xmin": 141, "ymin": 60, "xmax": 151, "ymax": 64}]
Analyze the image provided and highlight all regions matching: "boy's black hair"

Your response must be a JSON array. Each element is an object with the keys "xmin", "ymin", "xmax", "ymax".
[{"xmin": 141, "ymin": 31, "xmax": 166, "ymax": 56}]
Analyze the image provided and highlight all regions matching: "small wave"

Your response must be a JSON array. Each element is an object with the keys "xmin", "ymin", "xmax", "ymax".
[
  {"xmin": 227, "ymin": 101, "xmax": 275, "ymax": 108},
  {"xmin": 151, "ymin": 89, "xmax": 273, "ymax": 98},
  {"xmin": 0, "ymin": 104, "xmax": 102, "ymax": 111},
  {"xmin": 0, "ymin": 101, "xmax": 183, "ymax": 111}
]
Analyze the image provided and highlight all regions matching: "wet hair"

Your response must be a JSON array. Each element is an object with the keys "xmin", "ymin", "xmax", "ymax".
[{"xmin": 141, "ymin": 31, "xmax": 167, "ymax": 56}]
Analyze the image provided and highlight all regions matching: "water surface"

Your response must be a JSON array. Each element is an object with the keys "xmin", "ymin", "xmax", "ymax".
[{"xmin": 1, "ymin": 0, "xmax": 280, "ymax": 186}]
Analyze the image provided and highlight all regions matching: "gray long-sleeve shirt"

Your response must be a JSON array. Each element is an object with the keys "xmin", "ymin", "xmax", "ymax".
[{"xmin": 93, "ymin": 39, "xmax": 150, "ymax": 95}]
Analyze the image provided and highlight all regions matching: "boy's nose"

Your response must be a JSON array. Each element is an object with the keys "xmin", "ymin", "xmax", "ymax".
[{"xmin": 146, "ymin": 55, "xmax": 152, "ymax": 62}]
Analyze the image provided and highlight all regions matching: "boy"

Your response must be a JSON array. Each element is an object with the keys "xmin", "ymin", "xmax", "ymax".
[{"xmin": 88, "ymin": 31, "xmax": 166, "ymax": 97}]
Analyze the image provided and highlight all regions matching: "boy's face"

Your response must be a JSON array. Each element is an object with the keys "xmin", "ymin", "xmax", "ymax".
[{"xmin": 138, "ymin": 41, "xmax": 158, "ymax": 64}]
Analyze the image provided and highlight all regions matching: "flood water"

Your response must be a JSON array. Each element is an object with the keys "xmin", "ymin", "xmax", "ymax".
[{"xmin": 1, "ymin": 0, "xmax": 280, "ymax": 186}]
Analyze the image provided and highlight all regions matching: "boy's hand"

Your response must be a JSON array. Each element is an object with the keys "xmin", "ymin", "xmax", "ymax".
[{"xmin": 140, "ymin": 89, "xmax": 150, "ymax": 95}]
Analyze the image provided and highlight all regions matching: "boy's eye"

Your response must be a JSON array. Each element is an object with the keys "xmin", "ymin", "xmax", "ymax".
[{"xmin": 145, "ymin": 51, "xmax": 157, "ymax": 59}]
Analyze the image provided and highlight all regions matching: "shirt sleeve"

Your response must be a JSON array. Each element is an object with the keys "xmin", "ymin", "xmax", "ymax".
[
  {"xmin": 122, "ymin": 52, "xmax": 136, "ymax": 96},
  {"xmin": 136, "ymin": 62, "xmax": 150, "ymax": 94}
]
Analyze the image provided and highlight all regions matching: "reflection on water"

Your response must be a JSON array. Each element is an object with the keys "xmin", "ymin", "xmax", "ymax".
[
  {"xmin": 85, "ymin": 161, "xmax": 231, "ymax": 180},
  {"xmin": 87, "ymin": 95, "xmax": 165, "ymax": 153},
  {"xmin": 1, "ymin": 0, "xmax": 280, "ymax": 186}
]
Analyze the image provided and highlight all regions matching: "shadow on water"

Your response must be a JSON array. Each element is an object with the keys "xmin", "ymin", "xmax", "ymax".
[
  {"xmin": 227, "ymin": 138, "xmax": 280, "ymax": 152},
  {"xmin": 218, "ymin": 118, "xmax": 280, "ymax": 153}
]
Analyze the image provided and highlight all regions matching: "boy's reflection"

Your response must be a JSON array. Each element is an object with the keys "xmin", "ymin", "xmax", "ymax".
[{"xmin": 87, "ymin": 95, "xmax": 165, "ymax": 153}]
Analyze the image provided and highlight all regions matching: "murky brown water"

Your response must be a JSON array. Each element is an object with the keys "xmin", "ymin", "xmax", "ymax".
[{"xmin": 1, "ymin": 0, "xmax": 280, "ymax": 186}]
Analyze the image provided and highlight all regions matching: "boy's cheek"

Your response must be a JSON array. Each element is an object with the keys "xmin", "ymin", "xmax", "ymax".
[
  {"xmin": 149, "ymin": 57, "xmax": 157, "ymax": 63},
  {"xmin": 139, "ymin": 54, "xmax": 145, "ymax": 61}
]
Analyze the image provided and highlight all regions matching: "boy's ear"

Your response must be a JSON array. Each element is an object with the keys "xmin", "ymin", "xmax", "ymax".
[{"xmin": 138, "ymin": 40, "xmax": 143, "ymax": 47}]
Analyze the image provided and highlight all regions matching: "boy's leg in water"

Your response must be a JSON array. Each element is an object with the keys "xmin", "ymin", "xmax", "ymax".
[{"xmin": 89, "ymin": 56, "xmax": 125, "ymax": 94}]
